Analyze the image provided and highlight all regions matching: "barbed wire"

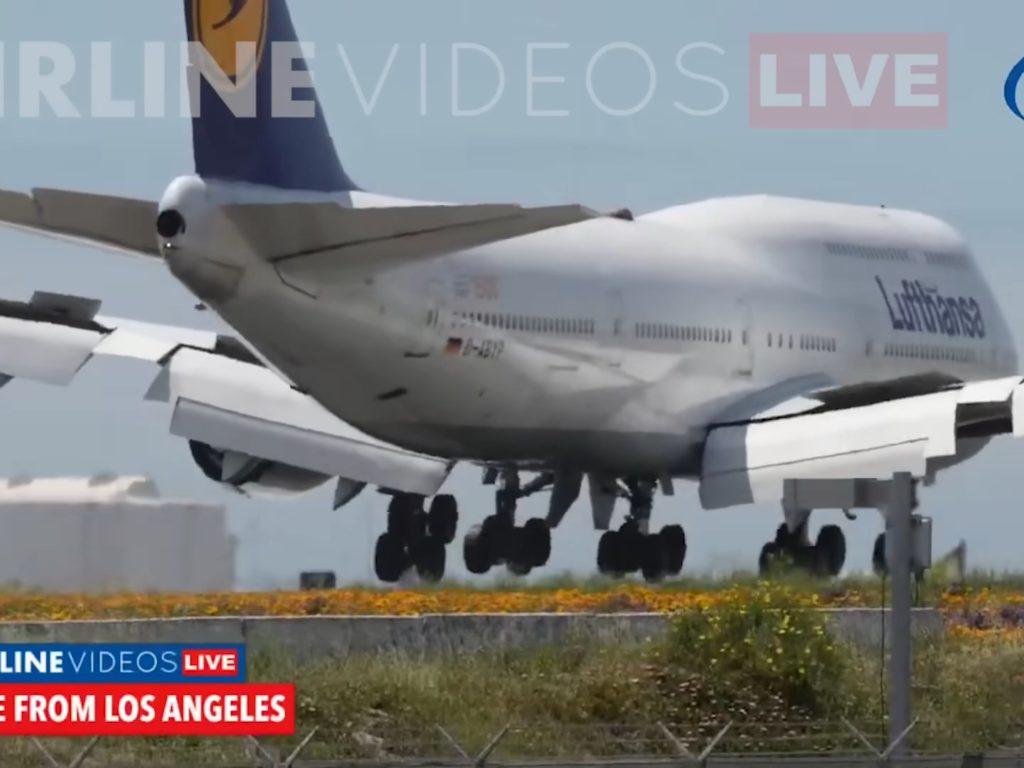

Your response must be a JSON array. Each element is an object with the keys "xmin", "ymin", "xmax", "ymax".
[{"xmin": 2, "ymin": 719, "xmax": 1024, "ymax": 768}]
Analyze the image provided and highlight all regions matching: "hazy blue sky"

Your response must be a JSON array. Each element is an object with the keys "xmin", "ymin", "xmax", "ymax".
[{"xmin": 2, "ymin": 1, "xmax": 1023, "ymax": 587}]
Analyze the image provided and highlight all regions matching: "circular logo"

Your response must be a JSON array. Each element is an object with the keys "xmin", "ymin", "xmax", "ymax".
[
  {"xmin": 1005, "ymin": 56, "xmax": 1024, "ymax": 121},
  {"xmin": 192, "ymin": 0, "xmax": 268, "ymax": 91}
]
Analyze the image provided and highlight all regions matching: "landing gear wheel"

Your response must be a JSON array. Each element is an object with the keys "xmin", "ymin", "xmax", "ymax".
[
  {"xmin": 428, "ymin": 495, "xmax": 459, "ymax": 545},
  {"xmin": 640, "ymin": 535, "xmax": 665, "ymax": 583},
  {"xmin": 507, "ymin": 560, "xmax": 532, "ymax": 576},
  {"xmin": 597, "ymin": 530, "xmax": 621, "ymax": 576},
  {"xmin": 659, "ymin": 525, "xmax": 686, "ymax": 575},
  {"xmin": 758, "ymin": 542, "xmax": 782, "ymax": 576},
  {"xmin": 413, "ymin": 535, "xmax": 446, "ymax": 583},
  {"xmin": 374, "ymin": 533, "xmax": 409, "ymax": 583},
  {"xmin": 387, "ymin": 496, "xmax": 421, "ymax": 539},
  {"xmin": 480, "ymin": 514, "xmax": 509, "ymax": 564},
  {"xmin": 872, "ymin": 532, "xmax": 888, "ymax": 575},
  {"xmin": 617, "ymin": 521, "xmax": 643, "ymax": 574},
  {"xmin": 522, "ymin": 518, "xmax": 551, "ymax": 568},
  {"xmin": 815, "ymin": 525, "xmax": 846, "ymax": 577},
  {"xmin": 463, "ymin": 525, "xmax": 492, "ymax": 575}
]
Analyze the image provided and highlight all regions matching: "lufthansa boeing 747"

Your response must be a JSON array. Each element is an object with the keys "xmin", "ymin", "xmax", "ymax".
[{"xmin": 0, "ymin": 0, "xmax": 1020, "ymax": 582}]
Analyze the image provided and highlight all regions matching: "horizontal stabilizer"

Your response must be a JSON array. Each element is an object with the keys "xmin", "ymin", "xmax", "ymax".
[
  {"xmin": 225, "ymin": 201, "xmax": 604, "ymax": 277},
  {"xmin": 0, "ymin": 188, "xmax": 159, "ymax": 257}
]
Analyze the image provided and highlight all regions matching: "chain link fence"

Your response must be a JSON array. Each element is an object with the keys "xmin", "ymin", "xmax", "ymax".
[{"xmin": 1, "ymin": 720, "xmax": 1023, "ymax": 768}]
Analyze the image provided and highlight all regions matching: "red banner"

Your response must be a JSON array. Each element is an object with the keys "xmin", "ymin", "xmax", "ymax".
[{"xmin": 0, "ymin": 684, "xmax": 295, "ymax": 736}]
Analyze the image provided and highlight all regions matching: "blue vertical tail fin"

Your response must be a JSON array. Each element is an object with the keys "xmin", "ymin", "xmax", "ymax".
[{"xmin": 184, "ymin": 0, "xmax": 358, "ymax": 192}]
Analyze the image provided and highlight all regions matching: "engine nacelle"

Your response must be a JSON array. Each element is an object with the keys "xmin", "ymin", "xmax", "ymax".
[{"xmin": 188, "ymin": 441, "xmax": 331, "ymax": 497}]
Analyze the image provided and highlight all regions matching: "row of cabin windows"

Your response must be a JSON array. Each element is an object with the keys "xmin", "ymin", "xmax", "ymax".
[
  {"xmin": 767, "ymin": 333, "xmax": 837, "ymax": 352},
  {"xmin": 923, "ymin": 250, "xmax": 970, "ymax": 270},
  {"xmin": 883, "ymin": 343, "xmax": 977, "ymax": 363},
  {"xmin": 826, "ymin": 241, "xmax": 970, "ymax": 271},
  {"xmin": 636, "ymin": 323, "xmax": 732, "ymax": 344},
  {"xmin": 453, "ymin": 311, "xmax": 596, "ymax": 336},
  {"xmin": 825, "ymin": 242, "xmax": 912, "ymax": 263}
]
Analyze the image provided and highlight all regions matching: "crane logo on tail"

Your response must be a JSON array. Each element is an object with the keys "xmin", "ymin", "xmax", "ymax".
[
  {"xmin": 1006, "ymin": 56, "xmax": 1024, "ymax": 121},
  {"xmin": 192, "ymin": 0, "xmax": 268, "ymax": 91}
]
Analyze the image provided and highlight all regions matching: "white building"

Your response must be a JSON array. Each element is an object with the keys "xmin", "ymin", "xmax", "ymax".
[{"xmin": 0, "ymin": 475, "xmax": 235, "ymax": 593}]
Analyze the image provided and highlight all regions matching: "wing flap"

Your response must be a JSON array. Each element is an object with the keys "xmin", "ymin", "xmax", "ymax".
[
  {"xmin": 146, "ymin": 350, "xmax": 452, "ymax": 495},
  {"xmin": 700, "ymin": 377, "xmax": 1024, "ymax": 510},
  {"xmin": 0, "ymin": 316, "xmax": 98, "ymax": 385},
  {"xmin": 0, "ymin": 292, "xmax": 451, "ymax": 496},
  {"xmin": 0, "ymin": 188, "xmax": 159, "ymax": 257}
]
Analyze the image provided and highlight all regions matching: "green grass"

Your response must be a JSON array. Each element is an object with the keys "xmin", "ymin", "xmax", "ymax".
[{"xmin": 0, "ymin": 587, "xmax": 1021, "ymax": 766}]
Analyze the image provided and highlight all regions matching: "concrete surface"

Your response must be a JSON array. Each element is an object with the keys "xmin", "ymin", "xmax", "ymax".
[{"xmin": 0, "ymin": 609, "xmax": 943, "ymax": 659}]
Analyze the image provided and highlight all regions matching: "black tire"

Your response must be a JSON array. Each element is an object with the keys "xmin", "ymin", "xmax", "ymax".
[
  {"xmin": 659, "ymin": 525, "xmax": 686, "ymax": 575},
  {"xmin": 428, "ymin": 495, "xmax": 459, "ymax": 545},
  {"xmin": 374, "ymin": 533, "xmax": 408, "ymax": 583},
  {"xmin": 640, "ymin": 535, "xmax": 664, "ymax": 583},
  {"xmin": 414, "ymin": 535, "xmax": 446, "ymax": 583},
  {"xmin": 387, "ymin": 496, "xmax": 421, "ymax": 539},
  {"xmin": 617, "ymin": 521, "xmax": 643, "ymax": 573},
  {"xmin": 463, "ymin": 526, "xmax": 491, "ymax": 575},
  {"xmin": 758, "ymin": 542, "xmax": 781, "ymax": 577},
  {"xmin": 522, "ymin": 518, "xmax": 552, "ymax": 568},
  {"xmin": 774, "ymin": 523, "xmax": 790, "ymax": 546},
  {"xmin": 480, "ymin": 514, "xmax": 509, "ymax": 564},
  {"xmin": 507, "ymin": 560, "xmax": 532, "ymax": 576},
  {"xmin": 872, "ymin": 532, "xmax": 888, "ymax": 575},
  {"xmin": 597, "ymin": 530, "xmax": 621, "ymax": 576},
  {"xmin": 815, "ymin": 525, "xmax": 846, "ymax": 577}
]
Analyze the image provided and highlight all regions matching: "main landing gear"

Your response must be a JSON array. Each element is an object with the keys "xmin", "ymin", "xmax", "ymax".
[
  {"xmin": 757, "ymin": 510, "xmax": 846, "ymax": 578},
  {"xmin": 595, "ymin": 479, "xmax": 686, "ymax": 582},
  {"xmin": 462, "ymin": 472, "xmax": 552, "ymax": 576},
  {"xmin": 374, "ymin": 493, "xmax": 458, "ymax": 583}
]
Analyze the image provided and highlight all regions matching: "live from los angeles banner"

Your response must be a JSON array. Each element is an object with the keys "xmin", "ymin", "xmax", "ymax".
[{"xmin": 0, "ymin": 644, "xmax": 295, "ymax": 736}]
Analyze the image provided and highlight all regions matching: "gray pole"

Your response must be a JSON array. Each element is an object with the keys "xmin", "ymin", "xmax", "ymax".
[{"xmin": 887, "ymin": 472, "xmax": 913, "ymax": 754}]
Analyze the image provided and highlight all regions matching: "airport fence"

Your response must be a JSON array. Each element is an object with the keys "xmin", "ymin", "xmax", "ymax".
[{"xmin": 5, "ymin": 720, "xmax": 1024, "ymax": 768}]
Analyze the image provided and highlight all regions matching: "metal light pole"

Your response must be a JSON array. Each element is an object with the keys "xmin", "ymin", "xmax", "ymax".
[{"xmin": 886, "ymin": 472, "xmax": 914, "ymax": 755}]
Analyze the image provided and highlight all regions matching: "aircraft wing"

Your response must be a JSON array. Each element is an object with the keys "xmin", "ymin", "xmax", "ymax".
[
  {"xmin": 0, "ymin": 188, "xmax": 160, "ymax": 258},
  {"xmin": 699, "ymin": 374, "xmax": 1024, "ymax": 510},
  {"xmin": 0, "ymin": 291, "xmax": 452, "ymax": 499}
]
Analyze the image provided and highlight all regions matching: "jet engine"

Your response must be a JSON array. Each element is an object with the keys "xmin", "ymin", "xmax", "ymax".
[{"xmin": 188, "ymin": 440, "xmax": 331, "ymax": 497}]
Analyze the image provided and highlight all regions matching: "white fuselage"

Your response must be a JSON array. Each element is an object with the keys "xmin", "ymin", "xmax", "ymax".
[{"xmin": 158, "ymin": 179, "xmax": 1018, "ymax": 478}]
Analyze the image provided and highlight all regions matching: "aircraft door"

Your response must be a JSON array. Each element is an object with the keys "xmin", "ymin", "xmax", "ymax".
[
  {"xmin": 605, "ymin": 288, "xmax": 626, "ymax": 368},
  {"xmin": 734, "ymin": 298, "xmax": 754, "ymax": 377},
  {"xmin": 408, "ymin": 276, "xmax": 447, "ymax": 357}
]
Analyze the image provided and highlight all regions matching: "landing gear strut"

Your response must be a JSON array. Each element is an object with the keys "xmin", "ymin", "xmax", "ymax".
[
  {"xmin": 374, "ymin": 493, "xmax": 459, "ymax": 583},
  {"xmin": 462, "ymin": 471, "xmax": 552, "ymax": 576},
  {"xmin": 595, "ymin": 479, "xmax": 686, "ymax": 582}
]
